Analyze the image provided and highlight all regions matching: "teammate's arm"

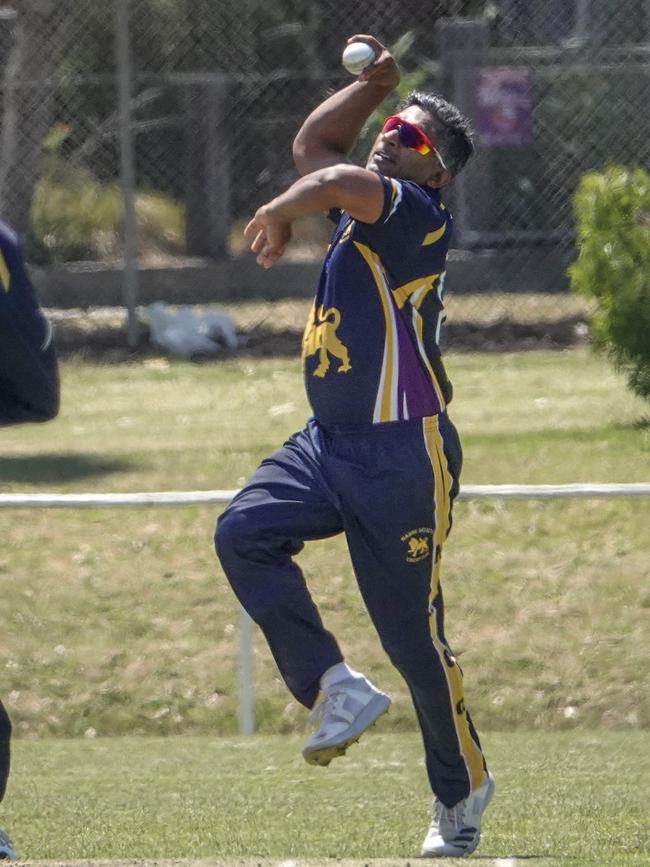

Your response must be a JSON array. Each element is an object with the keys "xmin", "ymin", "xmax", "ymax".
[
  {"xmin": 0, "ymin": 224, "xmax": 59, "ymax": 425},
  {"xmin": 0, "ymin": 318, "xmax": 59, "ymax": 424},
  {"xmin": 292, "ymin": 35, "xmax": 400, "ymax": 177},
  {"xmin": 244, "ymin": 164, "xmax": 385, "ymax": 269}
]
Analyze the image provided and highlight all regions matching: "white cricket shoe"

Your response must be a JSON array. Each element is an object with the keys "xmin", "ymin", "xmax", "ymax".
[
  {"xmin": 302, "ymin": 675, "xmax": 391, "ymax": 767},
  {"xmin": 421, "ymin": 771, "xmax": 495, "ymax": 858},
  {"xmin": 0, "ymin": 828, "xmax": 15, "ymax": 861}
]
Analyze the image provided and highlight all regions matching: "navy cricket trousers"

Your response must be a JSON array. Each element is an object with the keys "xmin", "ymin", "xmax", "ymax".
[
  {"xmin": 215, "ymin": 413, "xmax": 486, "ymax": 806},
  {"xmin": 0, "ymin": 700, "xmax": 9, "ymax": 802}
]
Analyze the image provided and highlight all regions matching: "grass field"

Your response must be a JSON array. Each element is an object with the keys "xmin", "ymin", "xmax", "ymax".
[
  {"xmin": 1, "ymin": 348, "xmax": 648, "ymax": 738},
  {"xmin": 1, "ymin": 347, "xmax": 649, "ymax": 863},
  {"xmin": 5, "ymin": 731, "xmax": 650, "ymax": 864}
]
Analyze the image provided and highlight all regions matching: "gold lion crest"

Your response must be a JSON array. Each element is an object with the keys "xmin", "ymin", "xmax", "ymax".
[
  {"xmin": 302, "ymin": 304, "xmax": 352, "ymax": 378},
  {"xmin": 408, "ymin": 537, "xmax": 430, "ymax": 559}
]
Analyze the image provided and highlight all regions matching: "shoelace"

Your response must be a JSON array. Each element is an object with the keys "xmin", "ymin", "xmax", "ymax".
[
  {"xmin": 308, "ymin": 687, "xmax": 347, "ymax": 726},
  {"xmin": 433, "ymin": 798, "xmax": 464, "ymax": 830}
]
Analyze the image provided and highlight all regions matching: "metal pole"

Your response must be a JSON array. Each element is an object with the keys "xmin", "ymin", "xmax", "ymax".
[
  {"xmin": 115, "ymin": 0, "xmax": 140, "ymax": 348},
  {"xmin": 574, "ymin": 0, "xmax": 591, "ymax": 42},
  {"xmin": 239, "ymin": 607, "xmax": 255, "ymax": 735}
]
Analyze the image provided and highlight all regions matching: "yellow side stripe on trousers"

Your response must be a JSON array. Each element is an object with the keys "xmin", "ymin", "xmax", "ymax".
[
  {"xmin": 425, "ymin": 416, "xmax": 451, "ymax": 549},
  {"xmin": 423, "ymin": 416, "xmax": 485, "ymax": 791},
  {"xmin": 0, "ymin": 251, "xmax": 10, "ymax": 292}
]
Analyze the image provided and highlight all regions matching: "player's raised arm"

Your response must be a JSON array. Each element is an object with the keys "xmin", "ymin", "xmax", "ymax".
[{"xmin": 292, "ymin": 34, "xmax": 400, "ymax": 177}]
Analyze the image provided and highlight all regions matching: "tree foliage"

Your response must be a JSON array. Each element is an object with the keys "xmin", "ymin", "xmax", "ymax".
[{"xmin": 569, "ymin": 165, "xmax": 650, "ymax": 402}]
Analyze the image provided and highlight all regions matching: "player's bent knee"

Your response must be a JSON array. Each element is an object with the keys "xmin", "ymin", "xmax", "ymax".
[
  {"xmin": 214, "ymin": 505, "xmax": 261, "ymax": 566},
  {"xmin": 0, "ymin": 701, "xmax": 11, "ymax": 741},
  {"xmin": 214, "ymin": 507, "xmax": 240, "ymax": 560}
]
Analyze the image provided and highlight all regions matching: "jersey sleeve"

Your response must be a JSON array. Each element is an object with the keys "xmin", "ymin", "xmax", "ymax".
[
  {"xmin": 0, "ymin": 223, "xmax": 60, "ymax": 425},
  {"xmin": 361, "ymin": 176, "xmax": 446, "ymax": 257}
]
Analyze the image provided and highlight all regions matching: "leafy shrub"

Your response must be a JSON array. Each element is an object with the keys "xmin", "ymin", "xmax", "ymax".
[
  {"xmin": 569, "ymin": 165, "xmax": 650, "ymax": 401},
  {"xmin": 31, "ymin": 124, "xmax": 185, "ymax": 263}
]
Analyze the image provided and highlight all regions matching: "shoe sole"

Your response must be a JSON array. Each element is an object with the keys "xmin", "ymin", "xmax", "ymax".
[{"xmin": 302, "ymin": 693, "xmax": 391, "ymax": 767}]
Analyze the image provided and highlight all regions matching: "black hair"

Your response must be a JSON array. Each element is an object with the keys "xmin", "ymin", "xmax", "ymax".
[{"xmin": 397, "ymin": 91, "xmax": 474, "ymax": 178}]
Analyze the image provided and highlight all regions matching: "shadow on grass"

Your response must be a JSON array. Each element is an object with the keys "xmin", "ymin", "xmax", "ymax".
[
  {"xmin": 476, "ymin": 857, "xmax": 581, "ymax": 863},
  {"xmin": 475, "ymin": 857, "xmax": 576, "ymax": 862},
  {"xmin": 0, "ymin": 453, "xmax": 134, "ymax": 484}
]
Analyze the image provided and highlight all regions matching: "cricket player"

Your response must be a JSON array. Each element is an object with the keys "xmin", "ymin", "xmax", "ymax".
[
  {"xmin": 216, "ymin": 35, "xmax": 495, "ymax": 857},
  {"xmin": 1, "ymin": 219, "xmax": 60, "ymax": 860}
]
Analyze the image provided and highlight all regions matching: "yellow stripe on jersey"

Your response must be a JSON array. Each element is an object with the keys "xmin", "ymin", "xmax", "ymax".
[
  {"xmin": 0, "ymin": 251, "xmax": 10, "ymax": 291},
  {"xmin": 392, "ymin": 272, "xmax": 440, "ymax": 310},
  {"xmin": 422, "ymin": 416, "xmax": 485, "ymax": 791},
  {"xmin": 410, "ymin": 283, "xmax": 434, "ymax": 311},
  {"xmin": 422, "ymin": 223, "xmax": 447, "ymax": 246},
  {"xmin": 354, "ymin": 241, "xmax": 399, "ymax": 422}
]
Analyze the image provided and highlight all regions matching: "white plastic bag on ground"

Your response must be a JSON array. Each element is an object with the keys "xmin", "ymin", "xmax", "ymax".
[{"xmin": 146, "ymin": 302, "xmax": 238, "ymax": 359}]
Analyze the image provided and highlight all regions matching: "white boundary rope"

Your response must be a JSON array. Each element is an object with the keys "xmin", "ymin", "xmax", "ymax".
[
  {"xmin": 2, "ymin": 481, "xmax": 647, "ymax": 736},
  {"xmin": 0, "ymin": 482, "xmax": 649, "ymax": 508}
]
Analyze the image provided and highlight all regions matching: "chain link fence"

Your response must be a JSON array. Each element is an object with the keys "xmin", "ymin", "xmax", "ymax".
[{"xmin": 0, "ymin": 0, "xmax": 649, "ymax": 352}]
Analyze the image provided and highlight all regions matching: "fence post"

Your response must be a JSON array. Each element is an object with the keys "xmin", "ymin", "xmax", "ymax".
[
  {"xmin": 436, "ymin": 18, "xmax": 492, "ymax": 247},
  {"xmin": 239, "ymin": 607, "xmax": 255, "ymax": 736},
  {"xmin": 115, "ymin": 0, "xmax": 140, "ymax": 348},
  {"xmin": 184, "ymin": 76, "xmax": 231, "ymax": 259}
]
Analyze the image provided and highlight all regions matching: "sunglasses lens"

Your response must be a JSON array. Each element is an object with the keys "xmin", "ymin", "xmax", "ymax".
[
  {"xmin": 398, "ymin": 125, "xmax": 418, "ymax": 147},
  {"xmin": 382, "ymin": 116, "xmax": 431, "ymax": 155}
]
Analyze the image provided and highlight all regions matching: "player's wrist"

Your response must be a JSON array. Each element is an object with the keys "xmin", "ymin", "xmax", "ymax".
[{"xmin": 359, "ymin": 68, "xmax": 400, "ymax": 92}]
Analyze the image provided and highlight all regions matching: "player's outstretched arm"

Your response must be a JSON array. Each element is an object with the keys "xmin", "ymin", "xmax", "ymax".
[{"xmin": 292, "ymin": 35, "xmax": 399, "ymax": 177}]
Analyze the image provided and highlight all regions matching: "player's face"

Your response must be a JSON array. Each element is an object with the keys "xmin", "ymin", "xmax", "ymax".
[{"xmin": 366, "ymin": 106, "xmax": 449, "ymax": 188}]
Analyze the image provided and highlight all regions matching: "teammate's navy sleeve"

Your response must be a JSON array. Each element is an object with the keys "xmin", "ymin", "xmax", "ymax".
[{"xmin": 0, "ymin": 222, "xmax": 59, "ymax": 425}]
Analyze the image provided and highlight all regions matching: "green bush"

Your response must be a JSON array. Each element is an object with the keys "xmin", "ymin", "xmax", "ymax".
[
  {"xmin": 569, "ymin": 165, "xmax": 650, "ymax": 401},
  {"xmin": 32, "ymin": 169, "xmax": 186, "ymax": 263},
  {"xmin": 30, "ymin": 124, "xmax": 185, "ymax": 263}
]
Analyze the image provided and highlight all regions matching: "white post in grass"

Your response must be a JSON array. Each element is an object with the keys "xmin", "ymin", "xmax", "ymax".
[{"xmin": 239, "ymin": 607, "xmax": 255, "ymax": 735}]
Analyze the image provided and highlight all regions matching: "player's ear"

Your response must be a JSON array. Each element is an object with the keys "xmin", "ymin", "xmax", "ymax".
[{"xmin": 426, "ymin": 165, "xmax": 451, "ymax": 189}]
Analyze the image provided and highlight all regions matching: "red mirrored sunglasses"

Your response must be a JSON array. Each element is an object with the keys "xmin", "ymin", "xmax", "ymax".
[{"xmin": 381, "ymin": 115, "xmax": 447, "ymax": 168}]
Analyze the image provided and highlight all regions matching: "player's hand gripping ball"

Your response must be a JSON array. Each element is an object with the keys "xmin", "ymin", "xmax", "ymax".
[{"xmin": 342, "ymin": 42, "xmax": 376, "ymax": 75}]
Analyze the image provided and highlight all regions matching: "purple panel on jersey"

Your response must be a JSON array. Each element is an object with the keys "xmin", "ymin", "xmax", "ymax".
[{"xmin": 394, "ymin": 309, "xmax": 441, "ymax": 420}]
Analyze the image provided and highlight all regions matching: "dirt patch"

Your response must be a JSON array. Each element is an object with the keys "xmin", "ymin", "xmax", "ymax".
[
  {"xmin": 48, "ymin": 308, "xmax": 589, "ymax": 363},
  {"xmin": 444, "ymin": 315, "xmax": 589, "ymax": 352}
]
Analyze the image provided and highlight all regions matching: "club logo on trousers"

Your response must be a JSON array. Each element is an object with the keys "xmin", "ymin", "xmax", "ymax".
[
  {"xmin": 401, "ymin": 527, "xmax": 434, "ymax": 563},
  {"xmin": 302, "ymin": 303, "xmax": 352, "ymax": 378}
]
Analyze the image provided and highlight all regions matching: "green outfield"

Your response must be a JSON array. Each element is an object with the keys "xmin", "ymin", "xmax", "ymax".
[
  {"xmin": 5, "ymin": 731, "xmax": 650, "ymax": 864},
  {"xmin": 1, "ymin": 348, "xmax": 647, "ymax": 738},
  {"xmin": 0, "ymin": 348, "xmax": 648, "ymax": 862}
]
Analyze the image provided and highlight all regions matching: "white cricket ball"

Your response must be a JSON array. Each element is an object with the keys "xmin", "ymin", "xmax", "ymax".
[{"xmin": 342, "ymin": 42, "xmax": 376, "ymax": 76}]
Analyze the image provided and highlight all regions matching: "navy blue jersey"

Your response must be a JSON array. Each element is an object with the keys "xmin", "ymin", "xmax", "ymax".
[
  {"xmin": 302, "ymin": 175, "xmax": 453, "ymax": 426},
  {"xmin": 0, "ymin": 221, "xmax": 59, "ymax": 424}
]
